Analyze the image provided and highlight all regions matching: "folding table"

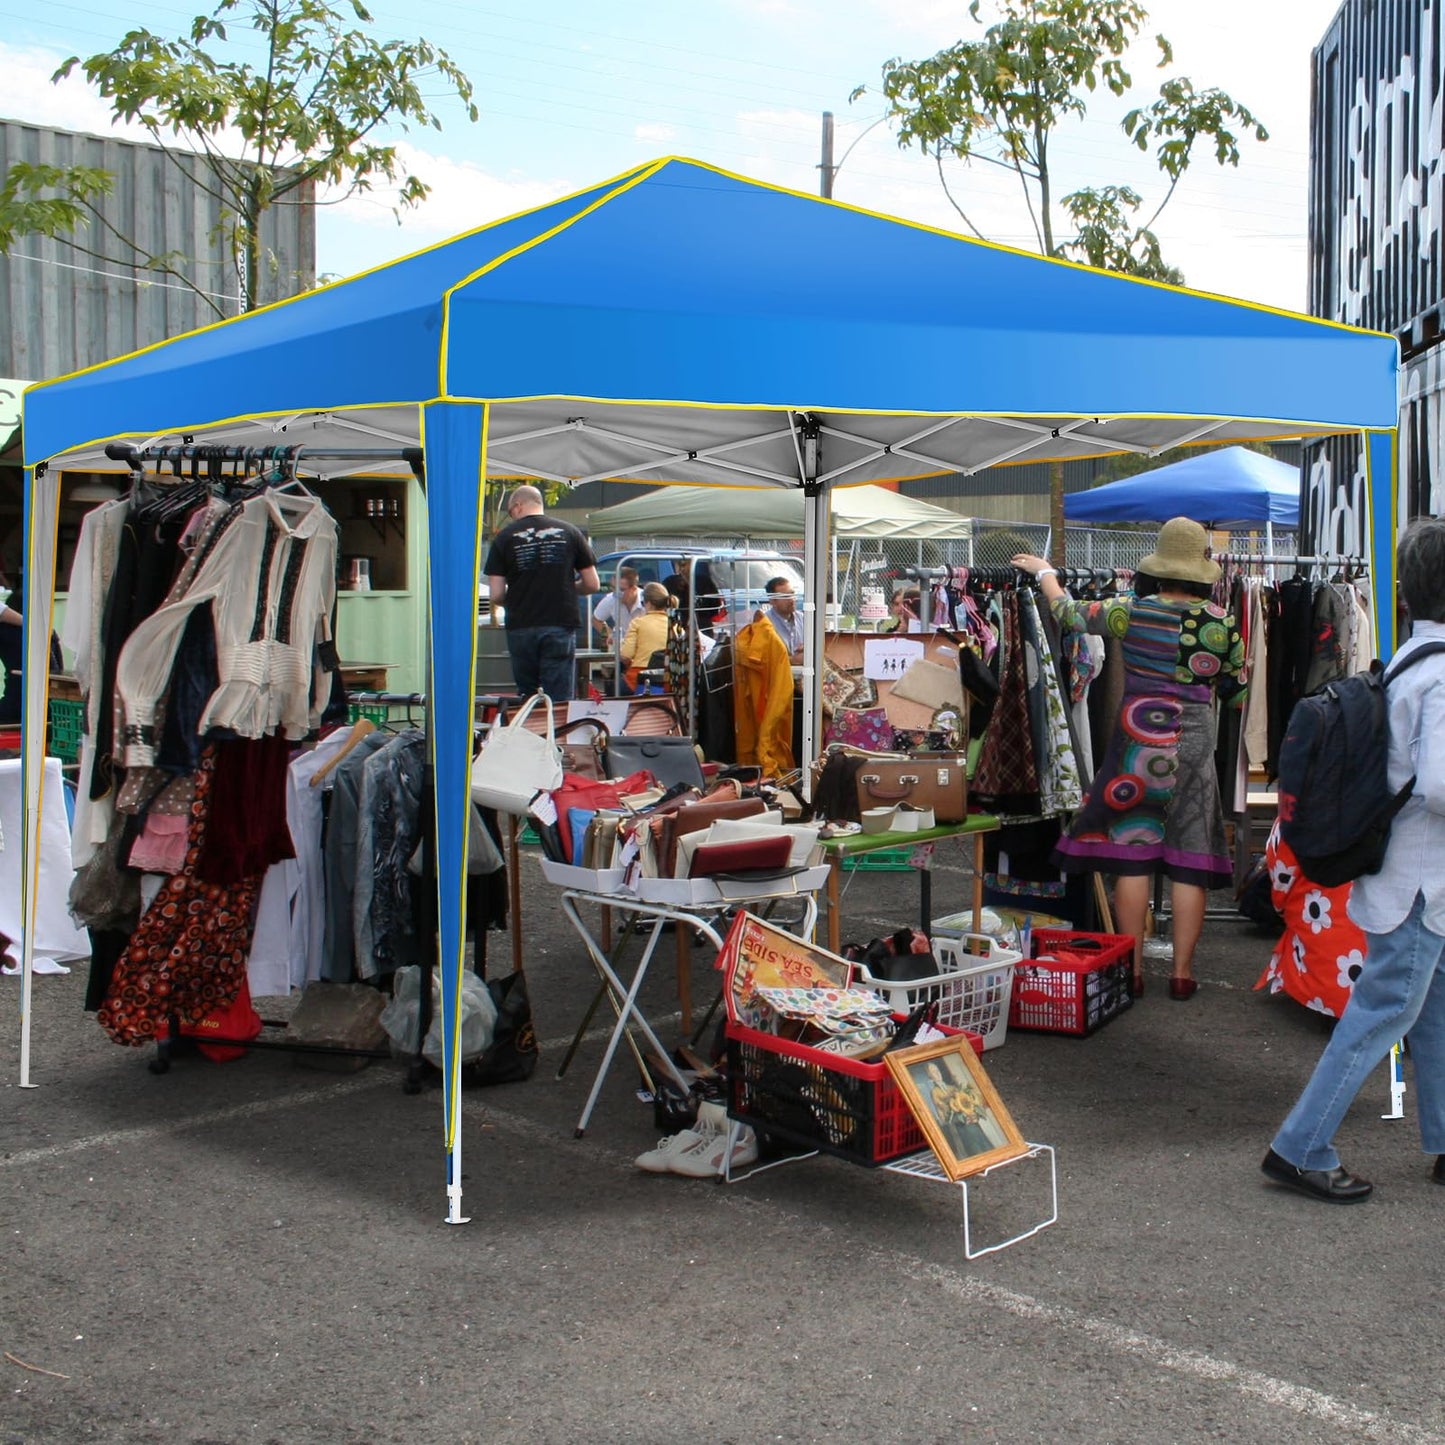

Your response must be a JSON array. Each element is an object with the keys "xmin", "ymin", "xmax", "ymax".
[
  {"xmin": 817, "ymin": 813, "xmax": 1001, "ymax": 954},
  {"xmin": 557, "ymin": 872, "xmax": 825, "ymax": 1137}
]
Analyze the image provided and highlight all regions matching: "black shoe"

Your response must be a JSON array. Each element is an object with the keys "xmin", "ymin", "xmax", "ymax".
[
  {"xmin": 1433, "ymin": 1155, "xmax": 1445, "ymax": 1186},
  {"xmin": 1261, "ymin": 1148, "xmax": 1373, "ymax": 1204}
]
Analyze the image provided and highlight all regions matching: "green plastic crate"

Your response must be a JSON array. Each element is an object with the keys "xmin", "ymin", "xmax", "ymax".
[
  {"xmin": 347, "ymin": 702, "xmax": 392, "ymax": 727},
  {"xmin": 47, "ymin": 698, "xmax": 84, "ymax": 762},
  {"xmin": 841, "ymin": 845, "xmax": 914, "ymax": 872}
]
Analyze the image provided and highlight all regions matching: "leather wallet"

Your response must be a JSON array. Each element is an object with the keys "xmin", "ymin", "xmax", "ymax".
[
  {"xmin": 687, "ymin": 834, "xmax": 793, "ymax": 878},
  {"xmin": 656, "ymin": 796, "xmax": 769, "ymax": 876}
]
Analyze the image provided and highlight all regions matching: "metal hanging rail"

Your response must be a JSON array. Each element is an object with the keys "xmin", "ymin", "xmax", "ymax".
[
  {"xmin": 103, "ymin": 440, "xmax": 425, "ymax": 483},
  {"xmin": 886, "ymin": 563, "xmax": 1132, "ymax": 586},
  {"xmin": 1215, "ymin": 553, "xmax": 1367, "ymax": 568}
]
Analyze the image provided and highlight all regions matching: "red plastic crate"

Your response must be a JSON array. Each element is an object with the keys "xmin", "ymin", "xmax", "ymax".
[
  {"xmin": 1007, "ymin": 930, "xmax": 1135, "ymax": 1036},
  {"xmin": 726, "ymin": 1019, "xmax": 983, "ymax": 1166}
]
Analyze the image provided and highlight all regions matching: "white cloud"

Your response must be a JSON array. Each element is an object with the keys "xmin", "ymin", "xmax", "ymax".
[
  {"xmin": 634, "ymin": 122, "xmax": 676, "ymax": 144},
  {"xmin": 0, "ymin": 42, "xmax": 152, "ymax": 144},
  {"xmin": 314, "ymin": 141, "xmax": 579, "ymax": 278}
]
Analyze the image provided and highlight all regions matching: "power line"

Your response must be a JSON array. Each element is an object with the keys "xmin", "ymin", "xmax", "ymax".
[{"xmin": 3, "ymin": 247, "xmax": 241, "ymax": 304}]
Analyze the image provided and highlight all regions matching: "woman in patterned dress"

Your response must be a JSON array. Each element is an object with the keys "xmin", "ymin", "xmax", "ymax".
[{"xmin": 1012, "ymin": 518, "xmax": 1245, "ymax": 1000}]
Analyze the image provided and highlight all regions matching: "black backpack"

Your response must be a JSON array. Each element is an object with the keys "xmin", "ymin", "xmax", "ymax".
[{"xmin": 1277, "ymin": 641, "xmax": 1445, "ymax": 886}]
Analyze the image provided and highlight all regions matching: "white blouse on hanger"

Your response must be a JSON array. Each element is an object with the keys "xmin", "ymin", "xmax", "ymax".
[
  {"xmin": 115, "ymin": 491, "xmax": 338, "ymax": 766},
  {"xmin": 61, "ymin": 498, "xmax": 130, "ymax": 867}
]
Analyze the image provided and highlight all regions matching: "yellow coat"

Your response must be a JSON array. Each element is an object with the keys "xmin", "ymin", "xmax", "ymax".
[{"xmin": 733, "ymin": 617, "xmax": 795, "ymax": 778}]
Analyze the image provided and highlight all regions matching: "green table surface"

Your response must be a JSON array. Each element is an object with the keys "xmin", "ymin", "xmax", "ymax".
[{"xmin": 817, "ymin": 814, "xmax": 1001, "ymax": 855}]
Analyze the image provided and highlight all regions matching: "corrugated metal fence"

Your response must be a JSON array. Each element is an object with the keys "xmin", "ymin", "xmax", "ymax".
[{"xmin": 0, "ymin": 119, "xmax": 315, "ymax": 379}]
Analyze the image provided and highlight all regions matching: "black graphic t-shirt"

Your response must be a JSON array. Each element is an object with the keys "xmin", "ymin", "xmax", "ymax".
[{"xmin": 484, "ymin": 516, "xmax": 597, "ymax": 630}]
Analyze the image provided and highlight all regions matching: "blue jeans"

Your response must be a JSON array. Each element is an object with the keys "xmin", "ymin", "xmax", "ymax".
[
  {"xmin": 507, "ymin": 626, "xmax": 576, "ymax": 702},
  {"xmin": 1272, "ymin": 891, "xmax": 1445, "ymax": 1170}
]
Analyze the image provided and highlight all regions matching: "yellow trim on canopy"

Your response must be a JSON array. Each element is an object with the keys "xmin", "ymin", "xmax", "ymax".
[
  {"xmin": 30, "ymin": 391, "xmax": 1379, "ymax": 477},
  {"xmin": 631, "ymin": 156, "xmax": 1396, "ymax": 342},
  {"xmin": 23, "ymin": 160, "xmax": 659, "ymax": 399},
  {"xmin": 438, "ymin": 159, "xmax": 672, "ymax": 396}
]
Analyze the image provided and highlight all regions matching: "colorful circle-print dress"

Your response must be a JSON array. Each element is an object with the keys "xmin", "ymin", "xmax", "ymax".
[{"xmin": 1050, "ymin": 592, "xmax": 1245, "ymax": 888}]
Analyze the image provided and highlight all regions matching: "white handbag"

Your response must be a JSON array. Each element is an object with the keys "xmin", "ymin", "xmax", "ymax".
[{"xmin": 470, "ymin": 692, "xmax": 564, "ymax": 814}]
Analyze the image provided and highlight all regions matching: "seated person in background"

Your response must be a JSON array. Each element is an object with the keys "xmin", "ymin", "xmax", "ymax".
[
  {"xmin": 762, "ymin": 576, "xmax": 804, "ymax": 662},
  {"xmin": 592, "ymin": 566, "xmax": 644, "ymax": 649},
  {"xmin": 619, "ymin": 582, "xmax": 674, "ymax": 693}
]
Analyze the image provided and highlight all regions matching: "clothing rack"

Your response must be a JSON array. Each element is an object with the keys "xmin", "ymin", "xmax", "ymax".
[
  {"xmin": 94, "ymin": 444, "xmax": 445, "ymax": 1082},
  {"xmin": 348, "ymin": 691, "xmax": 427, "ymax": 708},
  {"xmin": 1215, "ymin": 553, "xmax": 1365, "ymax": 566},
  {"xmin": 103, "ymin": 440, "xmax": 426, "ymax": 484},
  {"xmin": 889, "ymin": 564, "xmax": 1131, "ymax": 587}
]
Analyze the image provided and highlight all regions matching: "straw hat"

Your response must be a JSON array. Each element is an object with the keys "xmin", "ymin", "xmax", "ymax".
[{"xmin": 1138, "ymin": 517, "xmax": 1221, "ymax": 585}]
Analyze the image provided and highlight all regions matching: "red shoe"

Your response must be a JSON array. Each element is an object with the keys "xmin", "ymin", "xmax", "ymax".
[
  {"xmin": 1132, "ymin": 972, "xmax": 1145, "ymax": 998},
  {"xmin": 1169, "ymin": 977, "xmax": 1198, "ymax": 1001}
]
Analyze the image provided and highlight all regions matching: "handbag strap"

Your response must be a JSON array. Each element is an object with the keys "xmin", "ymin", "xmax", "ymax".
[
  {"xmin": 555, "ymin": 717, "xmax": 610, "ymax": 742},
  {"xmin": 509, "ymin": 689, "xmax": 556, "ymax": 740}
]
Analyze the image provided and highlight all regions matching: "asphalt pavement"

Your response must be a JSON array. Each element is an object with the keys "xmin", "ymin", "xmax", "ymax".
[{"xmin": 5, "ymin": 843, "xmax": 1444, "ymax": 1445}]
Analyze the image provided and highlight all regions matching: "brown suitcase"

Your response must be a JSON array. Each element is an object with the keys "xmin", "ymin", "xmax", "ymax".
[{"xmin": 855, "ymin": 753, "xmax": 969, "ymax": 822}]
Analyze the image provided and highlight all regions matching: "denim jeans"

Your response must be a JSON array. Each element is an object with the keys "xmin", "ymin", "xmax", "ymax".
[
  {"xmin": 507, "ymin": 626, "xmax": 577, "ymax": 702},
  {"xmin": 1272, "ymin": 891, "xmax": 1445, "ymax": 1170}
]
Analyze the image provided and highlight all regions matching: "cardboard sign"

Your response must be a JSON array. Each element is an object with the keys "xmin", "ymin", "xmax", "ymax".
[{"xmin": 863, "ymin": 636, "xmax": 925, "ymax": 681}]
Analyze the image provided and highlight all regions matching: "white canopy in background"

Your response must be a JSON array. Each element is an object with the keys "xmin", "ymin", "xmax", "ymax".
[{"xmin": 587, "ymin": 483, "xmax": 972, "ymax": 541}]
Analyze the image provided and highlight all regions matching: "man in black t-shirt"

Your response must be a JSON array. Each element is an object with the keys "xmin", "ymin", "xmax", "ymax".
[{"xmin": 483, "ymin": 485, "xmax": 599, "ymax": 701}]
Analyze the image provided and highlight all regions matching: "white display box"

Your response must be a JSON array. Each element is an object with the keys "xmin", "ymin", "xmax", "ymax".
[
  {"xmin": 636, "ymin": 864, "xmax": 832, "ymax": 906},
  {"xmin": 539, "ymin": 859, "xmax": 633, "ymax": 895}
]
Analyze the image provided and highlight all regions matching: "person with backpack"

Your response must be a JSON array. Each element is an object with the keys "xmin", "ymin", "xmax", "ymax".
[
  {"xmin": 1262, "ymin": 517, "xmax": 1445, "ymax": 1204},
  {"xmin": 1012, "ymin": 518, "xmax": 1245, "ymax": 1001}
]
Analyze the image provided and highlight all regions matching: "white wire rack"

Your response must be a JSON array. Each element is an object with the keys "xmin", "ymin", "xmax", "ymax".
[{"xmin": 884, "ymin": 1143, "xmax": 1058, "ymax": 1259}]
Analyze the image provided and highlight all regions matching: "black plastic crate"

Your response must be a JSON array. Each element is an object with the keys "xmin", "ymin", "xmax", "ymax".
[{"xmin": 725, "ymin": 1020, "xmax": 980, "ymax": 1167}]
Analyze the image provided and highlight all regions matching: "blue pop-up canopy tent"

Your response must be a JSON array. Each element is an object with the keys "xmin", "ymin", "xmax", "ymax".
[
  {"xmin": 1064, "ymin": 446, "xmax": 1301, "ymax": 528},
  {"xmin": 18, "ymin": 158, "xmax": 1399, "ymax": 1220}
]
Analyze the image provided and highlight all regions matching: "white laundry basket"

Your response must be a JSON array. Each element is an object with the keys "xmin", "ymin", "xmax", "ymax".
[{"xmin": 853, "ymin": 934, "xmax": 1019, "ymax": 1049}]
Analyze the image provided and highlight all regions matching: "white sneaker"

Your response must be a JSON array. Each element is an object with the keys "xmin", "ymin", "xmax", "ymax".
[
  {"xmin": 634, "ymin": 1100, "xmax": 728, "ymax": 1173},
  {"xmin": 666, "ymin": 1121, "xmax": 759, "ymax": 1178}
]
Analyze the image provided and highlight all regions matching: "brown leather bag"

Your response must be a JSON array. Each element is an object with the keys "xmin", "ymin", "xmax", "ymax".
[
  {"xmin": 855, "ymin": 753, "xmax": 969, "ymax": 822},
  {"xmin": 554, "ymin": 717, "xmax": 608, "ymax": 781},
  {"xmin": 654, "ymin": 796, "xmax": 770, "ymax": 877}
]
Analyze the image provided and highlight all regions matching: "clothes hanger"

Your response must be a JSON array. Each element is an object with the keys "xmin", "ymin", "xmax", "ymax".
[{"xmin": 309, "ymin": 717, "xmax": 378, "ymax": 787}]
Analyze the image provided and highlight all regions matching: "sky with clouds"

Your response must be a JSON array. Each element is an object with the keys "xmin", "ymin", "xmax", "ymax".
[{"xmin": 1, "ymin": 0, "xmax": 1346, "ymax": 310}]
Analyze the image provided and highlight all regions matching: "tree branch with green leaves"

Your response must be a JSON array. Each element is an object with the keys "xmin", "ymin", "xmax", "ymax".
[
  {"xmin": 855, "ymin": 0, "xmax": 1266, "ymax": 284},
  {"xmin": 39, "ymin": 0, "xmax": 478, "ymax": 311}
]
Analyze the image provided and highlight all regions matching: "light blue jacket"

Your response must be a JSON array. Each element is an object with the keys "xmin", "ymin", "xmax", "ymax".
[{"xmin": 1350, "ymin": 620, "xmax": 1445, "ymax": 935}]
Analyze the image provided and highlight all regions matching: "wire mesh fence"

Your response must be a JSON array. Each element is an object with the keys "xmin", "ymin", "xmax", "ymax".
[{"xmin": 589, "ymin": 518, "xmax": 1294, "ymax": 628}]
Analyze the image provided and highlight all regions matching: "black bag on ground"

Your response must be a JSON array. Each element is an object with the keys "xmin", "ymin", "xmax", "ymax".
[
  {"xmin": 1277, "ymin": 640, "xmax": 1445, "ymax": 887},
  {"xmin": 1235, "ymin": 853, "xmax": 1282, "ymax": 931},
  {"xmin": 461, "ymin": 972, "xmax": 538, "ymax": 1086}
]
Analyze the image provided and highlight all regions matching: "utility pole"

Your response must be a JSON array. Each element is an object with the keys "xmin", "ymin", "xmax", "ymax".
[{"xmin": 819, "ymin": 110, "xmax": 835, "ymax": 199}]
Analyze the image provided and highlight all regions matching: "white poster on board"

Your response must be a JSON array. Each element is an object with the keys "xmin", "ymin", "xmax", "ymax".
[{"xmin": 863, "ymin": 636, "xmax": 926, "ymax": 681}]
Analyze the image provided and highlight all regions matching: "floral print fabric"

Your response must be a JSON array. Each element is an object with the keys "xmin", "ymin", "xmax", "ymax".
[
  {"xmin": 1256, "ymin": 822, "xmax": 1366, "ymax": 1019},
  {"xmin": 98, "ymin": 747, "xmax": 261, "ymax": 1047}
]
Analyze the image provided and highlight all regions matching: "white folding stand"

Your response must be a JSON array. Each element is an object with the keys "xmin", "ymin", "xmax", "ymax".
[
  {"xmin": 719, "ymin": 1118, "xmax": 1057, "ymax": 1260},
  {"xmin": 885, "ymin": 1144, "xmax": 1058, "ymax": 1259},
  {"xmin": 558, "ymin": 886, "xmax": 820, "ymax": 1137}
]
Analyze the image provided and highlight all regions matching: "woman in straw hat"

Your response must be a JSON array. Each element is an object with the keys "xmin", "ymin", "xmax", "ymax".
[{"xmin": 1012, "ymin": 518, "xmax": 1245, "ymax": 1000}]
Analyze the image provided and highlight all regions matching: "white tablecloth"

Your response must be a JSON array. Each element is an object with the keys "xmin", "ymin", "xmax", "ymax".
[{"xmin": 0, "ymin": 758, "xmax": 91, "ymax": 962}]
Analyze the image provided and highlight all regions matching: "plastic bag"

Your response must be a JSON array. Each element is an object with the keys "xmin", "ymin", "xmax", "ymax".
[{"xmin": 380, "ymin": 965, "xmax": 499, "ymax": 1065}]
